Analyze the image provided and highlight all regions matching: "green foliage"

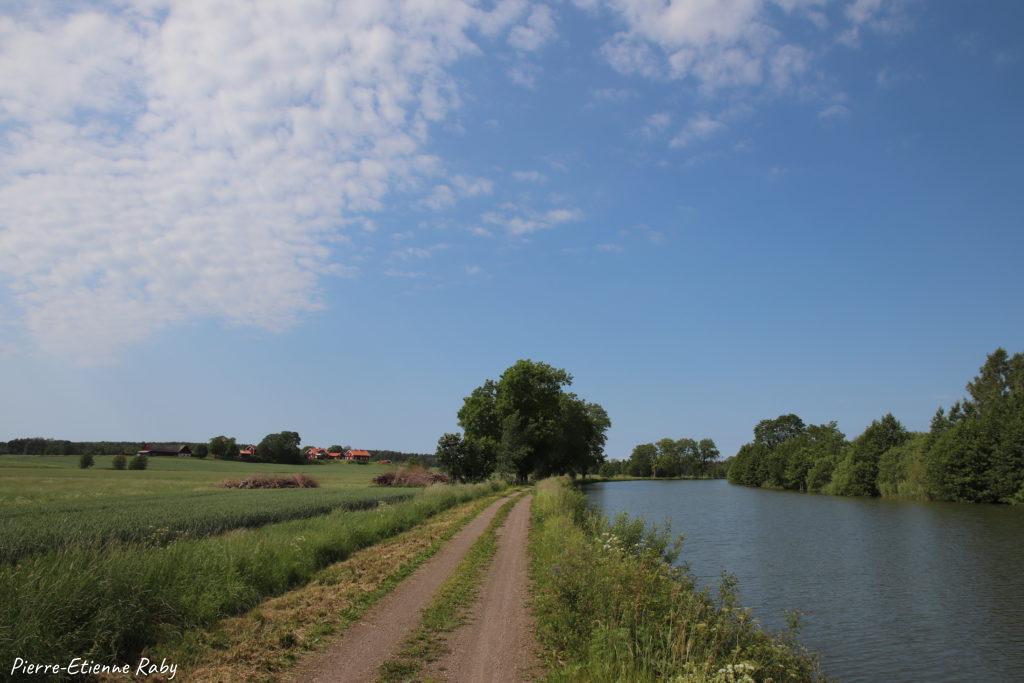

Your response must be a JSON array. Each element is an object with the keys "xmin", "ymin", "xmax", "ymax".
[
  {"xmin": 0, "ymin": 481, "xmax": 504, "ymax": 667},
  {"xmin": 829, "ymin": 414, "xmax": 908, "ymax": 497},
  {"xmin": 456, "ymin": 360, "xmax": 611, "ymax": 482},
  {"xmin": 434, "ymin": 432, "xmax": 495, "ymax": 482},
  {"xmin": 192, "ymin": 444, "xmax": 208, "ymax": 459},
  {"xmin": 626, "ymin": 437, "xmax": 723, "ymax": 479},
  {"xmin": 78, "ymin": 454, "xmax": 94, "ymax": 469},
  {"xmin": 128, "ymin": 454, "xmax": 148, "ymax": 470},
  {"xmin": 729, "ymin": 418, "xmax": 846, "ymax": 492},
  {"xmin": 111, "ymin": 454, "xmax": 127, "ymax": 470},
  {"xmin": 729, "ymin": 347, "xmax": 1024, "ymax": 504},
  {"xmin": 208, "ymin": 435, "xmax": 237, "ymax": 461},
  {"xmin": 255, "ymin": 431, "xmax": 303, "ymax": 465},
  {"xmin": 529, "ymin": 479, "xmax": 819, "ymax": 681},
  {"xmin": 628, "ymin": 443, "xmax": 656, "ymax": 477}
]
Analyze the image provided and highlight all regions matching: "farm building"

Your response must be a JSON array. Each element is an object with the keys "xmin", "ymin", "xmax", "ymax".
[
  {"xmin": 305, "ymin": 447, "xmax": 328, "ymax": 461},
  {"xmin": 138, "ymin": 443, "xmax": 192, "ymax": 457},
  {"xmin": 345, "ymin": 449, "xmax": 371, "ymax": 463},
  {"xmin": 239, "ymin": 445, "xmax": 256, "ymax": 460}
]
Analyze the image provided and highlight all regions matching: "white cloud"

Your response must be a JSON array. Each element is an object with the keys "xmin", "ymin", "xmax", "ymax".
[
  {"xmin": 512, "ymin": 170, "xmax": 546, "ymax": 183},
  {"xmin": 594, "ymin": 0, "xmax": 908, "ymax": 94},
  {"xmin": 0, "ymin": 1, "xmax": 508, "ymax": 362},
  {"xmin": 508, "ymin": 5, "xmax": 557, "ymax": 52},
  {"xmin": 392, "ymin": 244, "xmax": 449, "ymax": 261},
  {"xmin": 482, "ymin": 205, "xmax": 583, "ymax": 236},
  {"xmin": 464, "ymin": 264, "xmax": 482, "ymax": 275},
  {"xmin": 819, "ymin": 103, "xmax": 851, "ymax": 120},
  {"xmin": 422, "ymin": 185, "xmax": 458, "ymax": 210},
  {"xmin": 641, "ymin": 111, "xmax": 672, "ymax": 137},
  {"xmin": 452, "ymin": 174, "xmax": 494, "ymax": 197},
  {"xmin": 670, "ymin": 113, "xmax": 726, "ymax": 148},
  {"xmin": 595, "ymin": 243, "xmax": 623, "ymax": 253}
]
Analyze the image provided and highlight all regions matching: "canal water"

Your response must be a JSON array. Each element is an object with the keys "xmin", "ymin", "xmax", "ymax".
[{"xmin": 584, "ymin": 479, "xmax": 1024, "ymax": 682}]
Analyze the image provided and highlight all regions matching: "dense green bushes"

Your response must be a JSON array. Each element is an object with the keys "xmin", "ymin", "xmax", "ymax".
[
  {"xmin": 0, "ymin": 481, "xmax": 504, "ymax": 667},
  {"xmin": 529, "ymin": 478, "xmax": 819, "ymax": 681},
  {"xmin": 728, "ymin": 348, "xmax": 1024, "ymax": 504}
]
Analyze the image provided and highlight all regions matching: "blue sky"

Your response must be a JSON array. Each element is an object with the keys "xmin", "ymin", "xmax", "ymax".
[{"xmin": 0, "ymin": 1, "xmax": 1021, "ymax": 457}]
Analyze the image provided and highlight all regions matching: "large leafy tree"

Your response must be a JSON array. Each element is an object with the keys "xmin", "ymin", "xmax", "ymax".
[
  {"xmin": 256, "ymin": 431, "xmax": 303, "ymax": 465},
  {"xmin": 830, "ymin": 414, "xmax": 908, "ymax": 497},
  {"xmin": 456, "ymin": 360, "xmax": 610, "ymax": 482},
  {"xmin": 435, "ymin": 432, "xmax": 495, "ymax": 482},
  {"xmin": 208, "ymin": 435, "xmax": 237, "ymax": 460}
]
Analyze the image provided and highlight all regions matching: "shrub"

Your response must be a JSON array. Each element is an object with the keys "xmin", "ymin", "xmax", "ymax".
[
  {"xmin": 128, "ymin": 454, "xmax": 148, "ymax": 470},
  {"xmin": 78, "ymin": 454, "xmax": 94, "ymax": 469},
  {"xmin": 192, "ymin": 444, "xmax": 208, "ymax": 459},
  {"xmin": 219, "ymin": 474, "xmax": 318, "ymax": 489},
  {"xmin": 374, "ymin": 467, "xmax": 450, "ymax": 487},
  {"xmin": 111, "ymin": 454, "xmax": 127, "ymax": 470}
]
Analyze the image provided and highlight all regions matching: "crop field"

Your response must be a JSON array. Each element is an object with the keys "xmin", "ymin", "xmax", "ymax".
[
  {"xmin": 0, "ymin": 456, "xmax": 411, "ymax": 563},
  {"xmin": 0, "ymin": 455, "xmax": 505, "ymax": 667}
]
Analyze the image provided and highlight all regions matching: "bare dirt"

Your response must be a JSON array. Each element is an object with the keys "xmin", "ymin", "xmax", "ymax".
[
  {"xmin": 426, "ymin": 494, "xmax": 541, "ymax": 682},
  {"xmin": 285, "ymin": 494, "xmax": 514, "ymax": 683}
]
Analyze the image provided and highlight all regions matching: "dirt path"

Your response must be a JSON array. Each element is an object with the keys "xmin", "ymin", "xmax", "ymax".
[
  {"xmin": 426, "ymin": 494, "xmax": 540, "ymax": 682},
  {"xmin": 285, "ymin": 494, "xmax": 514, "ymax": 683}
]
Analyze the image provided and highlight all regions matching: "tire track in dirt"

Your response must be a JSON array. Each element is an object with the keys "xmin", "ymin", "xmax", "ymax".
[
  {"xmin": 426, "ymin": 494, "xmax": 540, "ymax": 682},
  {"xmin": 285, "ymin": 493, "xmax": 515, "ymax": 683}
]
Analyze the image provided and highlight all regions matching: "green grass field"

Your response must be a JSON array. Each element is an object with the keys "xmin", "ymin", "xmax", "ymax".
[
  {"xmin": 0, "ymin": 455, "xmax": 504, "ymax": 668},
  {"xmin": 0, "ymin": 456, "xmax": 411, "ymax": 564}
]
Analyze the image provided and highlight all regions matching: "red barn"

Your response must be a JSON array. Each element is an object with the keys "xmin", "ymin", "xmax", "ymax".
[{"xmin": 345, "ymin": 449, "xmax": 371, "ymax": 463}]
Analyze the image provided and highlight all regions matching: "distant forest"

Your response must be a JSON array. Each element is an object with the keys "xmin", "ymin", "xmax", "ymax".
[
  {"xmin": 598, "ymin": 437, "xmax": 728, "ymax": 479},
  {"xmin": 0, "ymin": 438, "xmax": 432, "ymax": 464},
  {"xmin": 728, "ymin": 348, "xmax": 1024, "ymax": 504}
]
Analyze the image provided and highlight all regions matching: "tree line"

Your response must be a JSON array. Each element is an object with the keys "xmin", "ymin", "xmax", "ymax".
[
  {"xmin": 597, "ymin": 437, "xmax": 725, "ymax": 478},
  {"xmin": 727, "ymin": 348, "xmax": 1024, "ymax": 504},
  {"xmin": 436, "ymin": 359, "xmax": 611, "ymax": 483},
  {"xmin": 2, "ymin": 435, "xmax": 432, "ymax": 466}
]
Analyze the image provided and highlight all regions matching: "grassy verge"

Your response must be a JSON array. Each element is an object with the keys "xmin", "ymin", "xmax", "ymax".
[
  {"xmin": 378, "ymin": 492, "xmax": 525, "ymax": 682},
  {"xmin": 529, "ymin": 478, "xmax": 820, "ymax": 682},
  {"xmin": 0, "ymin": 481, "xmax": 505, "ymax": 671},
  {"xmin": 160, "ymin": 490, "xmax": 510, "ymax": 681}
]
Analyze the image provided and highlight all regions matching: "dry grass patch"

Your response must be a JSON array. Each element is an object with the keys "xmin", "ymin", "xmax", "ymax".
[
  {"xmin": 159, "ymin": 492, "xmax": 503, "ymax": 682},
  {"xmin": 219, "ymin": 474, "xmax": 319, "ymax": 489}
]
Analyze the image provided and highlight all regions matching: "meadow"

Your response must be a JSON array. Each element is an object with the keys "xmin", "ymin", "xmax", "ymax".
[
  {"xmin": 0, "ymin": 454, "xmax": 504, "ymax": 667},
  {"xmin": 0, "ymin": 456, "xmax": 412, "ymax": 564}
]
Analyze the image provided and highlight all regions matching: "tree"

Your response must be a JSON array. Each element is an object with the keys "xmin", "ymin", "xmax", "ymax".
[
  {"xmin": 112, "ymin": 454, "xmax": 127, "ymax": 470},
  {"xmin": 435, "ymin": 432, "xmax": 495, "ymax": 482},
  {"xmin": 696, "ymin": 439, "xmax": 720, "ymax": 477},
  {"xmin": 629, "ymin": 443, "xmax": 656, "ymax": 477},
  {"xmin": 192, "ymin": 444, "xmax": 208, "ymax": 459},
  {"xmin": 830, "ymin": 414, "xmax": 908, "ymax": 497},
  {"xmin": 79, "ymin": 454, "xmax": 94, "ymax": 469},
  {"xmin": 456, "ymin": 360, "xmax": 610, "ymax": 482},
  {"xmin": 328, "ymin": 444, "xmax": 350, "ymax": 454},
  {"xmin": 256, "ymin": 431, "xmax": 303, "ymax": 464},
  {"xmin": 128, "ymin": 454, "xmax": 148, "ymax": 470},
  {"xmin": 209, "ymin": 435, "xmax": 237, "ymax": 460},
  {"xmin": 754, "ymin": 414, "xmax": 806, "ymax": 449}
]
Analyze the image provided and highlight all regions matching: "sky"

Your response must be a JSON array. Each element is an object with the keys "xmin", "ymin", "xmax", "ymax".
[{"xmin": 0, "ymin": 0, "xmax": 1021, "ymax": 458}]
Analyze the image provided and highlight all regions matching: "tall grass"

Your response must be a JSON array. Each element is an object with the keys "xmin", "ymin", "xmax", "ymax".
[
  {"xmin": 529, "ymin": 478, "xmax": 820, "ymax": 682},
  {"xmin": 0, "ymin": 488, "xmax": 412, "ymax": 564},
  {"xmin": 0, "ymin": 481, "xmax": 504, "ymax": 668}
]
